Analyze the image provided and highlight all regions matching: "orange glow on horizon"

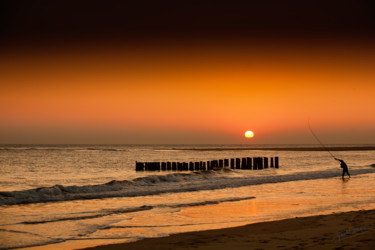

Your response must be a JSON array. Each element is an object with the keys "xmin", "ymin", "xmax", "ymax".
[{"xmin": 0, "ymin": 43, "xmax": 374, "ymax": 143}]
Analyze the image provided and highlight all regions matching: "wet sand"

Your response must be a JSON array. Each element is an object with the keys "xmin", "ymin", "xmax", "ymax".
[{"xmin": 83, "ymin": 209, "xmax": 375, "ymax": 250}]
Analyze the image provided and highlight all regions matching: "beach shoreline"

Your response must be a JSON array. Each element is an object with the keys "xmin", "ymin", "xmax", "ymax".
[{"xmin": 82, "ymin": 209, "xmax": 375, "ymax": 250}]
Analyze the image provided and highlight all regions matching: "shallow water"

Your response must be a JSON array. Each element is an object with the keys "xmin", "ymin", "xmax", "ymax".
[
  {"xmin": 2, "ymin": 173, "xmax": 375, "ymax": 250},
  {"xmin": 1, "ymin": 144, "xmax": 374, "ymax": 192},
  {"xmin": 0, "ymin": 144, "xmax": 375, "ymax": 249}
]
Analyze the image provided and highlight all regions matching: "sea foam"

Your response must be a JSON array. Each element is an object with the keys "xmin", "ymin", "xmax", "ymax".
[{"xmin": 1, "ymin": 167, "xmax": 375, "ymax": 206}]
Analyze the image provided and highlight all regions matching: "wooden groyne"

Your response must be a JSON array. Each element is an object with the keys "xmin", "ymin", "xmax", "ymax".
[{"xmin": 136, "ymin": 157, "xmax": 279, "ymax": 171}]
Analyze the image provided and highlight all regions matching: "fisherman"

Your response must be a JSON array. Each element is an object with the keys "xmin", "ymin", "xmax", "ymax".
[{"xmin": 335, "ymin": 158, "xmax": 350, "ymax": 179}]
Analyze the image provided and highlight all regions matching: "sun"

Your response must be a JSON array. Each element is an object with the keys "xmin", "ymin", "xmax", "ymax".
[{"xmin": 244, "ymin": 130, "xmax": 254, "ymax": 138}]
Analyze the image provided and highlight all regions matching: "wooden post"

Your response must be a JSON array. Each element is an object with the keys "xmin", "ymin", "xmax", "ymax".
[
  {"xmin": 236, "ymin": 158, "xmax": 241, "ymax": 169},
  {"xmin": 263, "ymin": 157, "xmax": 268, "ymax": 169},
  {"xmin": 148, "ymin": 162, "xmax": 160, "ymax": 171},
  {"xmin": 137, "ymin": 156, "xmax": 277, "ymax": 172},
  {"xmin": 207, "ymin": 161, "xmax": 211, "ymax": 170},
  {"xmin": 275, "ymin": 157, "xmax": 279, "ymax": 168},
  {"xmin": 212, "ymin": 160, "xmax": 218, "ymax": 169},
  {"xmin": 177, "ymin": 162, "xmax": 182, "ymax": 171},
  {"xmin": 136, "ymin": 162, "xmax": 144, "ymax": 171},
  {"xmin": 258, "ymin": 158, "xmax": 263, "ymax": 169},
  {"xmin": 161, "ymin": 162, "xmax": 167, "ymax": 171},
  {"xmin": 253, "ymin": 158, "xmax": 258, "ymax": 170},
  {"xmin": 247, "ymin": 157, "xmax": 252, "ymax": 170},
  {"xmin": 156, "ymin": 162, "xmax": 161, "ymax": 171},
  {"xmin": 189, "ymin": 162, "xmax": 194, "ymax": 171},
  {"xmin": 194, "ymin": 162, "xmax": 200, "ymax": 171},
  {"xmin": 224, "ymin": 159, "xmax": 229, "ymax": 167},
  {"xmin": 172, "ymin": 162, "xmax": 177, "ymax": 171},
  {"xmin": 219, "ymin": 160, "xmax": 223, "ymax": 168},
  {"xmin": 241, "ymin": 158, "xmax": 247, "ymax": 169}
]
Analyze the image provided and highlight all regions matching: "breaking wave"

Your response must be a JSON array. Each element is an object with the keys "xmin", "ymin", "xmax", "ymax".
[
  {"xmin": 1, "ymin": 167, "xmax": 375, "ymax": 206},
  {"xmin": 16, "ymin": 196, "xmax": 256, "ymax": 225}
]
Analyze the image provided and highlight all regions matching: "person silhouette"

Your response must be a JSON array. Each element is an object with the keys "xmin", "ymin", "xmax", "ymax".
[{"xmin": 335, "ymin": 158, "xmax": 350, "ymax": 179}]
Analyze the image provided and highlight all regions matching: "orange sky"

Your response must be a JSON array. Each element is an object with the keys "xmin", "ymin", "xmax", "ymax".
[{"xmin": 1, "ymin": 42, "xmax": 374, "ymax": 144}]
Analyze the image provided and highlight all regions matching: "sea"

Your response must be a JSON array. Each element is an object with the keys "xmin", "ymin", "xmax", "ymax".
[{"xmin": 1, "ymin": 144, "xmax": 375, "ymax": 249}]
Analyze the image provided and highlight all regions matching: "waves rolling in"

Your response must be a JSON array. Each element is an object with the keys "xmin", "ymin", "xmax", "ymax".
[{"xmin": 2, "ymin": 167, "xmax": 375, "ymax": 206}]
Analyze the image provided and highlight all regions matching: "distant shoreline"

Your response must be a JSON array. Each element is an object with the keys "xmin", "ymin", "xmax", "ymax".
[
  {"xmin": 1, "ymin": 145, "xmax": 375, "ymax": 152},
  {"xmin": 175, "ymin": 146, "xmax": 375, "ymax": 151}
]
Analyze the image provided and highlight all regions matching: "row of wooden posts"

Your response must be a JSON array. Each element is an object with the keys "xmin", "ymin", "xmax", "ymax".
[{"xmin": 136, "ymin": 157, "xmax": 279, "ymax": 171}]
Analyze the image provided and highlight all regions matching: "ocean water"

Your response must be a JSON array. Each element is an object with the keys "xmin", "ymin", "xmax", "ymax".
[{"xmin": 1, "ymin": 144, "xmax": 375, "ymax": 249}]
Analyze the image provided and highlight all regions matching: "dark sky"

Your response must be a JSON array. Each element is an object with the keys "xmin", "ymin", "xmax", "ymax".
[
  {"xmin": 1, "ymin": 1, "xmax": 375, "ymax": 48},
  {"xmin": 1, "ymin": 1, "xmax": 375, "ymax": 144}
]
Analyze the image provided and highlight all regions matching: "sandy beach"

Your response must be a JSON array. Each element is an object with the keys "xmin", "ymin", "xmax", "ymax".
[{"xmin": 83, "ymin": 209, "xmax": 375, "ymax": 250}]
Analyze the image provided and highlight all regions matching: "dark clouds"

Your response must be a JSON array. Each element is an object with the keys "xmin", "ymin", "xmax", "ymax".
[{"xmin": 1, "ymin": 1, "xmax": 374, "ymax": 47}]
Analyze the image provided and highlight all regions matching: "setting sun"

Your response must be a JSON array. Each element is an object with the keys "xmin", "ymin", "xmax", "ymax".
[{"xmin": 244, "ymin": 130, "xmax": 254, "ymax": 138}]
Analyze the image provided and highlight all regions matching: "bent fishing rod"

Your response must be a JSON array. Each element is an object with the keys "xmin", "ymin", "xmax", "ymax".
[{"xmin": 308, "ymin": 120, "xmax": 337, "ymax": 160}]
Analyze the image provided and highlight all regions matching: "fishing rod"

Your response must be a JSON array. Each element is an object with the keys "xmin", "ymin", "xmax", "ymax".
[{"xmin": 308, "ymin": 119, "xmax": 336, "ymax": 160}]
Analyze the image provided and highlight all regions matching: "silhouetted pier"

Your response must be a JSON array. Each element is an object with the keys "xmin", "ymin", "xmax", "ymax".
[{"xmin": 136, "ymin": 157, "xmax": 279, "ymax": 171}]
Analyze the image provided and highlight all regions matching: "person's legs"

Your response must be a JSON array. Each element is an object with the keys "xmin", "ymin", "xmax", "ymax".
[{"xmin": 343, "ymin": 168, "xmax": 350, "ymax": 178}]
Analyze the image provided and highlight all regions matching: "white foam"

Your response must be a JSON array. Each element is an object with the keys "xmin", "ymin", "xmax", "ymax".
[{"xmin": 1, "ymin": 168, "xmax": 374, "ymax": 206}]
